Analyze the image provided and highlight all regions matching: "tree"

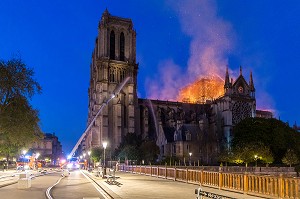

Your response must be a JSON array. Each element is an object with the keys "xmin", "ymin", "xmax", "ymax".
[
  {"xmin": 0, "ymin": 57, "xmax": 42, "ymax": 159},
  {"xmin": 230, "ymin": 142, "xmax": 274, "ymax": 167},
  {"xmin": 118, "ymin": 133, "xmax": 142, "ymax": 149},
  {"xmin": 0, "ymin": 58, "xmax": 41, "ymax": 108},
  {"xmin": 260, "ymin": 145, "xmax": 274, "ymax": 166},
  {"xmin": 231, "ymin": 145, "xmax": 256, "ymax": 167},
  {"xmin": 282, "ymin": 149, "xmax": 299, "ymax": 167},
  {"xmin": 118, "ymin": 145, "xmax": 141, "ymax": 162},
  {"xmin": 232, "ymin": 117, "xmax": 300, "ymax": 164},
  {"xmin": 218, "ymin": 147, "xmax": 232, "ymax": 166},
  {"xmin": 90, "ymin": 147, "xmax": 102, "ymax": 164},
  {"xmin": 140, "ymin": 140, "xmax": 159, "ymax": 164},
  {"xmin": 114, "ymin": 133, "xmax": 142, "ymax": 161}
]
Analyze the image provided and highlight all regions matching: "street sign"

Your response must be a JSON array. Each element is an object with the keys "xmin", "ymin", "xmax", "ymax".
[{"xmin": 195, "ymin": 187, "xmax": 237, "ymax": 199}]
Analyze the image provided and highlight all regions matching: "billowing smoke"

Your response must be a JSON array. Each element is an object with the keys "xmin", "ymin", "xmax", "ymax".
[
  {"xmin": 145, "ymin": 0, "xmax": 235, "ymax": 100},
  {"xmin": 145, "ymin": 59, "xmax": 183, "ymax": 101}
]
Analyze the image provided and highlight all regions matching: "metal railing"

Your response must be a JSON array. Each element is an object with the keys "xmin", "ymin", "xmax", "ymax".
[{"xmin": 119, "ymin": 165, "xmax": 300, "ymax": 199}]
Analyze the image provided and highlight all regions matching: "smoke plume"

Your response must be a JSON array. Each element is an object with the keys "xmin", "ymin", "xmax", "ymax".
[{"xmin": 146, "ymin": 0, "xmax": 235, "ymax": 100}]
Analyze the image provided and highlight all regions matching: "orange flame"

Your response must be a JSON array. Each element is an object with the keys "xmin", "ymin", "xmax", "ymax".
[{"xmin": 177, "ymin": 75, "xmax": 224, "ymax": 103}]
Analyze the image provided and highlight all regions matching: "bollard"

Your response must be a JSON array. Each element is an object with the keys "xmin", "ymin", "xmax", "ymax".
[
  {"xmin": 19, "ymin": 172, "xmax": 30, "ymax": 179},
  {"xmin": 18, "ymin": 172, "xmax": 32, "ymax": 189},
  {"xmin": 62, "ymin": 169, "xmax": 70, "ymax": 177}
]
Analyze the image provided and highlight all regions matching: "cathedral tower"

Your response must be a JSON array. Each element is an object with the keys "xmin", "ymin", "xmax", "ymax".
[
  {"xmin": 214, "ymin": 66, "xmax": 256, "ymax": 149},
  {"xmin": 86, "ymin": 9, "xmax": 138, "ymax": 150}
]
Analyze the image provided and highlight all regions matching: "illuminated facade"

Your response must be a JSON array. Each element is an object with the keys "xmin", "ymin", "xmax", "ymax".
[
  {"xmin": 83, "ymin": 10, "xmax": 271, "ymax": 164},
  {"xmin": 84, "ymin": 9, "xmax": 138, "ymax": 151},
  {"xmin": 31, "ymin": 133, "xmax": 63, "ymax": 165}
]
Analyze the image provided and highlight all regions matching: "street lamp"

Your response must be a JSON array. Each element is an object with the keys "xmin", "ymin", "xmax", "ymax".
[
  {"xmin": 254, "ymin": 155, "xmax": 258, "ymax": 167},
  {"xmin": 103, "ymin": 142, "xmax": 108, "ymax": 177},
  {"xmin": 88, "ymin": 151, "xmax": 91, "ymax": 169},
  {"xmin": 189, "ymin": 152, "xmax": 192, "ymax": 166},
  {"xmin": 22, "ymin": 150, "xmax": 27, "ymax": 170},
  {"xmin": 35, "ymin": 153, "xmax": 40, "ymax": 170},
  {"xmin": 83, "ymin": 153, "xmax": 86, "ymax": 169}
]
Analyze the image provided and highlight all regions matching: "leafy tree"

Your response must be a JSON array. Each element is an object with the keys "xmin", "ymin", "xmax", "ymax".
[
  {"xmin": 260, "ymin": 145, "xmax": 274, "ymax": 166},
  {"xmin": 114, "ymin": 134, "xmax": 160, "ymax": 164},
  {"xmin": 0, "ymin": 58, "xmax": 41, "ymax": 108},
  {"xmin": 218, "ymin": 147, "xmax": 232, "ymax": 166},
  {"xmin": 230, "ymin": 142, "xmax": 273, "ymax": 167},
  {"xmin": 232, "ymin": 117, "xmax": 300, "ymax": 164},
  {"xmin": 282, "ymin": 149, "xmax": 299, "ymax": 167},
  {"xmin": 231, "ymin": 145, "xmax": 255, "ymax": 167},
  {"xmin": 118, "ymin": 145, "xmax": 141, "ymax": 162},
  {"xmin": 140, "ymin": 140, "xmax": 159, "ymax": 164},
  {"xmin": 90, "ymin": 147, "xmax": 102, "ymax": 163},
  {"xmin": 0, "ymin": 57, "xmax": 42, "ymax": 159},
  {"xmin": 118, "ymin": 133, "xmax": 142, "ymax": 149},
  {"xmin": 159, "ymin": 156, "xmax": 180, "ymax": 166},
  {"xmin": 114, "ymin": 133, "xmax": 141, "ymax": 160}
]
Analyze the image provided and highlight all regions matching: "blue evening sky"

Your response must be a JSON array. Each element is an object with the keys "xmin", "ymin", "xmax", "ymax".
[{"xmin": 1, "ymin": 0, "xmax": 299, "ymax": 153}]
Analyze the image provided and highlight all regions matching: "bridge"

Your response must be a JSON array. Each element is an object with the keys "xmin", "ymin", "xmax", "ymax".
[
  {"xmin": 1, "ymin": 165, "xmax": 299, "ymax": 198},
  {"xmin": 0, "ymin": 168, "xmax": 267, "ymax": 199}
]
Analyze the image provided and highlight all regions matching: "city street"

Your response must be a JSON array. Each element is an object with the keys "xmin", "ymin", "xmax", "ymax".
[
  {"xmin": 0, "ymin": 169, "xmax": 267, "ymax": 199},
  {"xmin": 0, "ymin": 169, "xmax": 106, "ymax": 199}
]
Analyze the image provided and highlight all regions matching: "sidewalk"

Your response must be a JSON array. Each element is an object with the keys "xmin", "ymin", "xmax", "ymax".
[
  {"xmin": 0, "ymin": 169, "xmax": 20, "ymax": 178},
  {"xmin": 91, "ymin": 171, "xmax": 267, "ymax": 199},
  {"xmin": 0, "ymin": 169, "xmax": 40, "ymax": 178},
  {"xmin": 0, "ymin": 168, "xmax": 52, "ymax": 187}
]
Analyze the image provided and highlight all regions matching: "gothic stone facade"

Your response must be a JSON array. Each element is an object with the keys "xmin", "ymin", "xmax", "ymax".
[{"xmin": 82, "ymin": 10, "xmax": 270, "ymax": 164}]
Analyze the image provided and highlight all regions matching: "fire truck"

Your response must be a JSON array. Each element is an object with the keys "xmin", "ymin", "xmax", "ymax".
[{"xmin": 16, "ymin": 156, "xmax": 42, "ymax": 170}]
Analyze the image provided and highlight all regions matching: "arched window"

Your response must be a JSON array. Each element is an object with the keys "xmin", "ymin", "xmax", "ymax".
[
  {"xmin": 109, "ymin": 67, "xmax": 115, "ymax": 82},
  {"xmin": 174, "ymin": 132, "xmax": 178, "ymax": 141},
  {"xmin": 186, "ymin": 131, "xmax": 191, "ymax": 141},
  {"xmin": 120, "ymin": 69, "xmax": 126, "ymax": 82},
  {"xmin": 120, "ymin": 32, "xmax": 125, "ymax": 61},
  {"xmin": 110, "ymin": 30, "xmax": 115, "ymax": 59}
]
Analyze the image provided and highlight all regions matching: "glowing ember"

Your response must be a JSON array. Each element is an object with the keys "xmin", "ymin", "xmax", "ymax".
[{"xmin": 177, "ymin": 75, "xmax": 224, "ymax": 103}]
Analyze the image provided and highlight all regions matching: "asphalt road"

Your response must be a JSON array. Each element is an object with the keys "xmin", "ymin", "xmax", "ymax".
[
  {"xmin": 0, "ymin": 170, "xmax": 105, "ymax": 199},
  {"xmin": 1, "ymin": 171, "xmax": 61, "ymax": 199},
  {"xmin": 51, "ymin": 170, "xmax": 105, "ymax": 199}
]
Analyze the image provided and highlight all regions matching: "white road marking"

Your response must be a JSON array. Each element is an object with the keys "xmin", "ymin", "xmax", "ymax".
[{"xmin": 81, "ymin": 170, "xmax": 111, "ymax": 199}]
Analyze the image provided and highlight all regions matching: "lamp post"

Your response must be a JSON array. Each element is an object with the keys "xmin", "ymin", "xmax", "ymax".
[
  {"xmin": 22, "ymin": 150, "xmax": 27, "ymax": 170},
  {"xmin": 35, "ymin": 153, "xmax": 40, "ymax": 170},
  {"xmin": 83, "ymin": 153, "xmax": 86, "ymax": 169},
  {"xmin": 254, "ymin": 155, "xmax": 258, "ymax": 167},
  {"xmin": 189, "ymin": 152, "xmax": 192, "ymax": 166},
  {"xmin": 88, "ymin": 151, "xmax": 91, "ymax": 169},
  {"xmin": 103, "ymin": 142, "xmax": 108, "ymax": 177}
]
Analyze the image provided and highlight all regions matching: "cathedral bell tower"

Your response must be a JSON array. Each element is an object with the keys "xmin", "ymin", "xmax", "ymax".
[
  {"xmin": 86, "ymin": 9, "xmax": 138, "ymax": 150},
  {"xmin": 214, "ymin": 66, "xmax": 256, "ymax": 150}
]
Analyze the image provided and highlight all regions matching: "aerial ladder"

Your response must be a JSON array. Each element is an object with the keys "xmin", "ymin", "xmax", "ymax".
[{"xmin": 69, "ymin": 77, "xmax": 131, "ymax": 157}]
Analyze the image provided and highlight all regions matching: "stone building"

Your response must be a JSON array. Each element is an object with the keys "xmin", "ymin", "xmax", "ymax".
[
  {"xmin": 31, "ymin": 133, "xmax": 63, "ymax": 165},
  {"xmin": 81, "ymin": 10, "xmax": 272, "ymax": 164}
]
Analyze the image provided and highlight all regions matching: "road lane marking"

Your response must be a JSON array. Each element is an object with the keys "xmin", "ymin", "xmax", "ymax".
[
  {"xmin": 45, "ymin": 176, "xmax": 64, "ymax": 199},
  {"xmin": 81, "ymin": 170, "xmax": 112, "ymax": 199}
]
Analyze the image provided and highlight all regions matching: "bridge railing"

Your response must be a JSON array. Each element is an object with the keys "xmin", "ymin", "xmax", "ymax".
[{"xmin": 118, "ymin": 165, "xmax": 299, "ymax": 199}]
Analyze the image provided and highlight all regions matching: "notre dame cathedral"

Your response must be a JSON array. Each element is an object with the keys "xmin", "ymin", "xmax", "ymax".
[{"xmin": 81, "ymin": 10, "xmax": 272, "ymax": 164}]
